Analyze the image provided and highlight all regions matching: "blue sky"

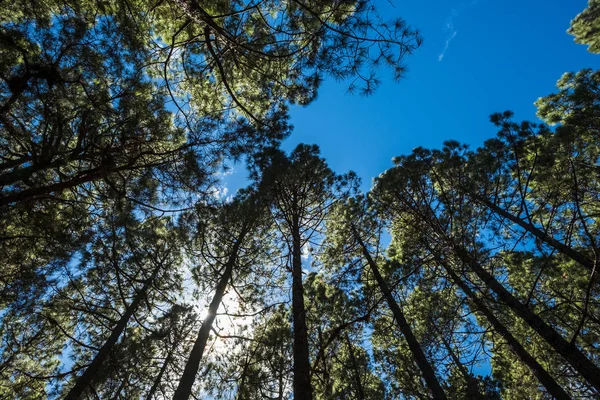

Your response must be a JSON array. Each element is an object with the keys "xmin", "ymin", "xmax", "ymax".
[
  {"xmin": 223, "ymin": 0, "xmax": 599, "ymax": 192},
  {"xmin": 277, "ymin": 0, "xmax": 600, "ymax": 190}
]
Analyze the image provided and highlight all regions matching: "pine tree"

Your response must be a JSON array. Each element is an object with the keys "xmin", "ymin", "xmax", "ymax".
[
  {"xmin": 173, "ymin": 189, "xmax": 272, "ymax": 399},
  {"xmin": 253, "ymin": 144, "xmax": 350, "ymax": 400},
  {"xmin": 569, "ymin": 1, "xmax": 600, "ymax": 53}
]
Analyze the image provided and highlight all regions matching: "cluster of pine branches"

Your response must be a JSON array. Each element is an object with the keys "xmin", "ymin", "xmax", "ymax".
[{"xmin": 1, "ymin": 0, "xmax": 599, "ymax": 399}]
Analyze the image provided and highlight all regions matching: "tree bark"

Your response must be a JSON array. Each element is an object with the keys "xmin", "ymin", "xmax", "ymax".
[
  {"xmin": 453, "ymin": 245, "xmax": 600, "ymax": 393},
  {"xmin": 236, "ymin": 343, "xmax": 260, "ymax": 400},
  {"xmin": 476, "ymin": 195, "xmax": 595, "ymax": 272},
  {"xmin": 64, "ymin": 261, "xmax": 162, "ymax": 400},
  {"xmin": 0, "ymin": 146, "xmax": 182, "ymax": 206},
  {"xmin": 0, "ymin": 160, "xmax": 58, "ymax": 186},
  {"xmin": 353, "ymin": 227, "xmax": 448, "ymax": 399},
  {"xmin": 344, "ymin": 333, "xmax": 366, "ymax": 400},
  {"xmin": 291, "ymin": 216, "xmax": 313, "ymax": 400},
  {"xmin": 146, "ymin": 343, "xmax": 175, "ymax": 399},
  {"xmin": 317, "ymin": 327, "xmax": 332, "ymax": 399},
  {"xmin": 441, "ymin": 262, "xmax": 572, "ymax": 400},
  {"xmin": 435, "ymin": 323, "xmax": 482, "ymax": 399},
  {"xmin": 172, "ymin": 238, "xmax": 242, "ymax": 400},
  {"xmin": 1, "ymin": 164, "xmax": 110, "ymax": 206}
]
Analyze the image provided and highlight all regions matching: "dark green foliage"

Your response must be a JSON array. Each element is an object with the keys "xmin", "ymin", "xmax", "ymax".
[{"xmin": 3, "ymin": 1, "xmax": 600, "ymax": 399}]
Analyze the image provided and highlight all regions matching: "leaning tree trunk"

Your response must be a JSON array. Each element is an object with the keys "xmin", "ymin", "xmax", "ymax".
[
  {"xmin": 452, "ymin": 244, "xmax": 600, "ymax": 393},
  {"xmin": 345, "ymin": 333, "xmax": 366, "ymax": 400},
  {"xmin": 1, "ymin": 164, "xmax": 112, "ymax": 207},
  {"xmin": 440, "ymin": 261, "xmax": 572, "ymax": 400},
  {"xmin": 172, "ymin": 238, "xmax": 243, "ymax": 400},
  {"xmin": 475, "ymin": 195, "xmax": 595, "ymax": 272},
  {"xmin": 353, "ymin": 227, "xmax": 448, "ymax": 399},
  {"xmin": 146, "ymin": 343, "xmax": 176, "ymax": 399},
  {"xmin": 317, "ymin": 327, "xmax": 333, "ymax": 399},
  {"xmin": 432, "ymin": 321, "xmax": 483, "ymax": 399},
  {"xmin": 236, "ymin": 343, "xmax": 260, "ymax": 400},
  {"xmin": 291, "ymin": 216, "xmax": 313, "ymax": 400},
  {"xmin": 64, "ymin": 261, "xmax": 162, "ymax": 400}
]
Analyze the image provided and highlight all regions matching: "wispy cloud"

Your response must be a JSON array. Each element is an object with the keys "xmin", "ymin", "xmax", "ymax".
[
  {"xmin": 439, "ymin": 31, "xmax": 458, "ymax": 61},
  {"xmin": 439, "ymin": 9, "xmax": 459, "ymax": 62},
  {"xmin": 438, "ymin": 1, "xmax": 481, "ymax": 61}
]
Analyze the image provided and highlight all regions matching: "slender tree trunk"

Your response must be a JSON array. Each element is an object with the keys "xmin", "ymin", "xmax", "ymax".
[
  {"xmin": 172, "ymin": 238, "xmax": 242, "ymax": 400},
  {"xmin": 236, "ymin": 343, "xmax": 260, "ymax": 400},
  {"xmin": 0, "ymin": 161, "xmax": 55, "ymax": 186},
  {"xmin": 436, "ymin": 328, "xmax": 481, "ymax": 399},
  {"xmin": 453, "ymin": 245, "xmax": 600, "ymax": 393},
  {"xmin": 111, "ymin": 374, "xmax": 129, "ymax": 400},
  {"xmin": 353, "ymin": 228, "xmax": 448, "ymax": 399},
  {"xmin": 278, "ymin": 361, "xmax": 284, "ymax": 400},
  {"xmin": 344, "ymin": 333, "xmax": 366, "ymax": 400},
  {"xmin": 476, "ymin": 195, "xmax": 595, "ymax": 271},
  {"xmin": 1, "ymin": 165, "xmax": 109, "ymax": 206},
  {"xmin": 291, "ymin": 216, "xmax": 313, "ymax": 400},
  {"xmin": 441, "ymin": 262, "xmax": 572, "ymax": 400},
  {"xmin": 317, "ymin": 327, "xmax": 332, "ymax": 399},
  {"xmin": 146, "ymin": 343, "xmax": 175, "ymax": 399},
  {"xmin": 236, "ymin": 356, "xmax": 250, "ymax": 400},
  {"xmin": 64, "ymin": 262, "xmax": 162, "ymax": 400}
]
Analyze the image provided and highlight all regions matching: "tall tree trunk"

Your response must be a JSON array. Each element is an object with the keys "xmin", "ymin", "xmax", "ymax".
[
  {"xmin": 291, "ymin": 216, "xmax": 313, "ymax": 400},
  {"xmin": 64, "ymin": 261, "xmax": 162, "ymax": 400},
  {"xmin": 172, "ymin": 238, "xmax": 242, "ymax": 400},
  {"xmin": 353, "ymin": 227, "xmax": 448, "ymax": 399},
  {"xmin": 344, "ymin": 333, "xmax": 366, "ymax": 400},
  {"xmin": 317, "ymin": 327, "xmax": 332, "ymax": 399},
  {"xmin": 0, "ymin": 160, "xmax": 59, "ymax": 186},
  {"xmin": 236, "ymin": 343, "xmax": 260, "ymax": 400},
  {"xmin": 236, "ymin": 354, "xmax": 250, "ymax": 400},
  {"xmin": 0, "ymin": 164, "xmax": 111, "ymax": 206},
  {"xmin": 435, "ymin": 325, "xmax": 482, "ymax": 399},
  {"xmin": 475, "ymin": 195, "xmax": 595, "ymax": 271},
  {"xmin": 146, "ymin": 343, "xmax": 175, "ymax": 399},
  {"xmin": 453, "ymin": 245, "xmax": 600, "ymax": 393},
  {"xmin": 441, "ymin": 261, "xmax": 572, "ymax": 400},
  {"xmin": 111, "ymin": 374, "xmax": 129, "ymax": 400},
  {"xmin": 278, "ymin": 360, "xmax": 284, "ymax": 400}
]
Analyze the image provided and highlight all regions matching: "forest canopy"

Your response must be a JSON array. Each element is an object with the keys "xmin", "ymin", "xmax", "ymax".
[{"xmin": 0, "ymin": 0, "xmax": 599, "ymax": 399}]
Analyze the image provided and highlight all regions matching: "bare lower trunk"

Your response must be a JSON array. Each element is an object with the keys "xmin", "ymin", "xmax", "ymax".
[
  {"xmin": 172, "ymin": 239, "xmax": 242, "ymax": 400},
  {"xmin": 441, "ymin": 262, "xmax": 572, "ymax": 400},
  {"xmin": 353, "ymin": 227, "xmax": 447, "ymax": 399},
  {"xmin": 454, "ymin": 245, "xmax": 600, "ymax": 393},
  {"xmin": 146, "ymin": 344, "xmax": 175, "ymax": 399},
  {"xmin": 345, "ymin": 333, "xmax": 366, "ymax": 400},
  {"xmin": 291, "ymin": 218, "xmax": 313, "ymax": 400},
  {"xmin": 476, "ymin": 196, "xmax": 594, "ymax": 271},
  {"xmin": 64, "ymin": 262, "xmax": 161, "ymax": 399}
]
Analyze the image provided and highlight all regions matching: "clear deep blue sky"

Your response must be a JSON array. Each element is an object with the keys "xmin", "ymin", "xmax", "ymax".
[{"xmin": 224, "ymin": 0, "xmax": 600, "ymax": 193}]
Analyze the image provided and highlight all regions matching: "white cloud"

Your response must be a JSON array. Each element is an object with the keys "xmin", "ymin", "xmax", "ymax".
[
  {"xmin": 209, "ymin": 185, "xmax": 229, "ymax": 199},
  {"xmin": 438, "ymin": 30, "xmax": 458, "ymax": 61},
  {"xmin": 301, "ymin": 242, "xmax": 311, "ymax": 259},
  {"xmin": 439, "ymin": 9, "xmax": 459, "ymax": 62}
]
